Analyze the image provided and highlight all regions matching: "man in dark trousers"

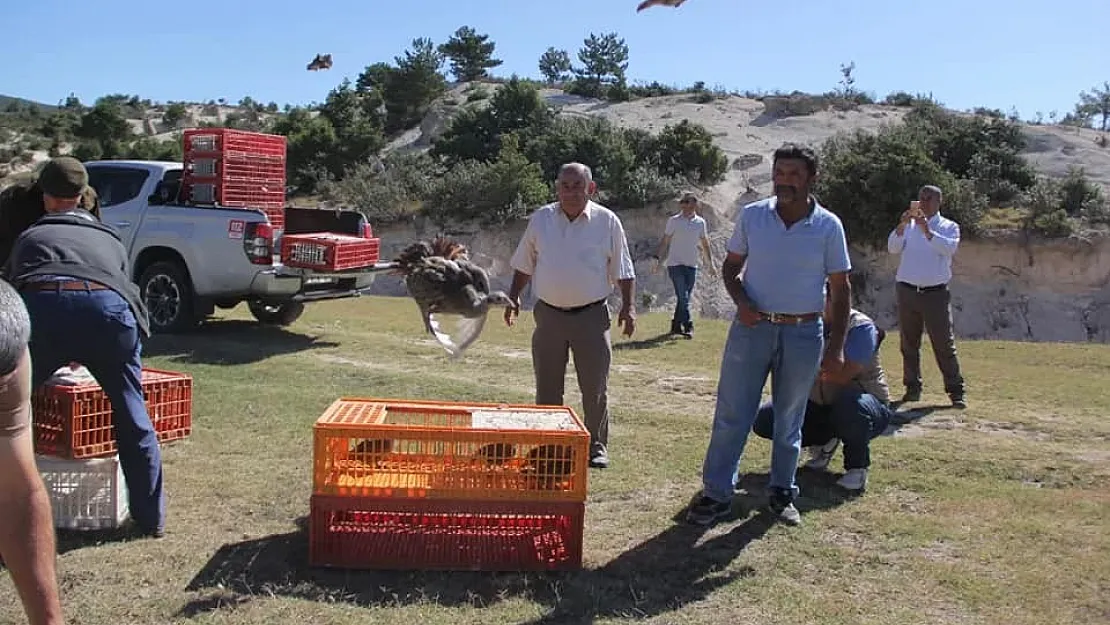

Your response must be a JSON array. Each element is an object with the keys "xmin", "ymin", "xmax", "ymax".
[
  {"xmin": 1, "ymin": 156, "xmax": 165, "ymax": 538},
  {"xmin": 0, "ymin": 278, "xmax": 65, "ymax": 625}
]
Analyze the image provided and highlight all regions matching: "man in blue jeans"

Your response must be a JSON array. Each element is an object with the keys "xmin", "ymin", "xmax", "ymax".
[
  {"xmin": 687, "ymin": 143, "xmax": 852, "ymax": 527},
  {"xmin": 752, "ymin": 295, "xmax": 893, "ymax": 493},
  {"xmin": 1, "ymin": 157, "xmax": 165, "ymax": 538},
  {"xmin": 653, "ymin": 192, "xmax": 715, "ymax": 338}
]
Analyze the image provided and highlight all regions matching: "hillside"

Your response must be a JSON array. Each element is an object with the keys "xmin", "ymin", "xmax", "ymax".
[{"xmin": 3, "ymin": 82, "xmax": 1108, "ymax": 207}]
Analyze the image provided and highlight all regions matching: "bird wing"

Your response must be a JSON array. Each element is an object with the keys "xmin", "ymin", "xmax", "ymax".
[
  {"xmin": 455, "ymin": 258, "xmax": 490, "ymax": 294},
  {"xmin": 427, "ymin": 312, "xmax": 489, "ymax": 360}
]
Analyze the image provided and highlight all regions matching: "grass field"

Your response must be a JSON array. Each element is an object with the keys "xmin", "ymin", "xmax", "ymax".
[{"xmin": 2, "ymin": 296, "xmax": 1108, "ymax": 625}]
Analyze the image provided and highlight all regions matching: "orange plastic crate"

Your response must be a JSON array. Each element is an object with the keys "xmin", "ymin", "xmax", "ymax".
[
  {"xmin": 281, "ymin": 232, "xmax": 381, "ymax": 271},
  {"xmin": 313, "ymin": 398, "xmax": 590, "ymax": 502},
  {"xmin": 32, "ymin": 368, "xmax": 193, "ymax": 460},
  {"xmin": 308, "ymin": 494, "xmax": 584, "ymax": 571}
]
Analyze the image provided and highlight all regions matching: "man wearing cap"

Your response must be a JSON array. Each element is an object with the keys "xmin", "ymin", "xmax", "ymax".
[
  {"xmin": 1, "ymin": 156, "xmax": 166, "ymax": 538},
  {"xmin": 653, "ymin": 192, "xmax": 715, "ymax": 338},
  {"xmin": 0, "ymin": 278, "xmax": 65, "ymax": 625}
]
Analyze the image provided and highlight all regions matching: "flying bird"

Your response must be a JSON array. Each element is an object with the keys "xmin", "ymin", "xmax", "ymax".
[
  {"xmin": 393, "ymin": 235, "xmax": 513, "ymax": 359},
  {"xmin": 636, "ymin": 0, "xmax": 687, "ymax": 11},
  {"xmin": 306, "ymin": 53, "xmax": 333, "ymax": 71}
]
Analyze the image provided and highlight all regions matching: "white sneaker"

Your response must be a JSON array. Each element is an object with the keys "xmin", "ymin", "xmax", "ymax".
[
  {"xmin": 837, "ymin": 468, "xmax": 868, "ymax": 491},
  {"xmin": 803, "ymin": 438, "xmax": 840, "ymax": 471}
]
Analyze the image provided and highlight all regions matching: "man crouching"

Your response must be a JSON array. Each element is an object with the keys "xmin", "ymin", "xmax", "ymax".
[{"xmin": 752, "ymin": 288, "xmax": 893, "ymax": 492}]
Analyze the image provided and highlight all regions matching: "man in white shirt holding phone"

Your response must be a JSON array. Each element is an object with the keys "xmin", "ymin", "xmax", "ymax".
[{"xmin": 886, "ymin": 185, "xmax": 966, "ymax": 408}]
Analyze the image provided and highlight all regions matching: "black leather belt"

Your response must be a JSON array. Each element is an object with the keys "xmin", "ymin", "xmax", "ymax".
[
  {"xmin": 898, "ymin": 281, "xmax": 947, "ymax": 293},
  {"xmin": 541, "ymin": 299, "xmax": 606, "ymax": 314},
  {"xmin": 760, "ymin": 311, "xmax": 822, "ymax": 325}
]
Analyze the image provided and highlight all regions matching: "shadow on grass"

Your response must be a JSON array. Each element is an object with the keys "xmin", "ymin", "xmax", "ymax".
[
  {"xmin": 142, "ymin": 320, "xmax": 339, "ymax": 366},
  {"xmin": 881, "ymin": 403, "xmax": 949, "ymax": 436},
  {"xmin": 612, "ymin": 332, "xmax": 682, "ymax": 351},
  {"xmin": 51, "ymin": 523, "xmax": 164, "ymax": 556},
  {"xmin": 176, "ymin": 472, "xmax": 852, "ymax": 622}
]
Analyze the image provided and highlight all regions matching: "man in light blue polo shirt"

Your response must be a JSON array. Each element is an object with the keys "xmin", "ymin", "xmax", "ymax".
[{"xmin": 687, "ymin": 143, "xmax": 852, "ymax": 527}]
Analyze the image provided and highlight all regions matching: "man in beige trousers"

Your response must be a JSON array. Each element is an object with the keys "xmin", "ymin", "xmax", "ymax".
[{"xmin": 505, "ymin": 163, "xmax": 637, "ymax": 469}]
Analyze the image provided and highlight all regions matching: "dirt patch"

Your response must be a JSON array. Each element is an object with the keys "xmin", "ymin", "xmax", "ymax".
[
  {"xmin": 890, "ymin": 416, "xmax": 1051, "ymax": 441},
  {"xmin": 654, "ymin": 376, "xmax": 717, "ymax": 397}
]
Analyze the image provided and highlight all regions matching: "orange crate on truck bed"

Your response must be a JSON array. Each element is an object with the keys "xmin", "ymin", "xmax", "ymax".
[
  {"xmin": 308, "ymin": 494, "xmax": 584, "ymax": 571},
  {"xmin": 32, "ymin": 369, "xmax": 193, "ymax": 460},
  {"xmin": 281, "ymin": 232, "xmax": 381, "ymax": 271},
  {"xmin": 183, "ymin": 128, "xmax": 287, "ymax": 159},
  {"xmin": 313, "ymin": 398, "xmax": 590, "ymax": 502},
  {"xmin": 181, "ymin": 128, "xmax": 287, "ymax": 230}
]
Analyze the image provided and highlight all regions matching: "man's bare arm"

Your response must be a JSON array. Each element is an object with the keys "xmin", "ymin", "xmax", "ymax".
[
  {"xmin": 721, "ymin": 252, "xmax": 751, "ymax": 309},
  {"xmin": 825, "ymin": 272, "xmax": 852, "ymax": 357},
  {"xmin": 618, "ymin": 278, "xmax": 634, "ymax": 311},
  {"xmin": 507, "ymin": 270, "xmax": 532, "ymax": 302}
]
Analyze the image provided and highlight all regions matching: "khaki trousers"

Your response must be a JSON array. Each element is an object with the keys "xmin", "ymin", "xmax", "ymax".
[
  {"xmin": 531, "ymin": 299, "xmax": 611, "ymax": 452},
  {"xmin": 896, "ymin": 282, "xmax": 965, "ymax": 397}
]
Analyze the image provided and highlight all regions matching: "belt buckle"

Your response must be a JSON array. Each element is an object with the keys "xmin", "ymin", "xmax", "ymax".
[{"xmin": 767, "ymin": 312, "xmax": 780, "ymax": 324}]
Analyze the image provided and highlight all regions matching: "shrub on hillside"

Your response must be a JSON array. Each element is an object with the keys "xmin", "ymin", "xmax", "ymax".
[
  {"xmin": 654, "ymin": 119, "xmax": 728, "ymax": 186},
  {"xmin": 902, "ymin": 103, "xmax": 1036, "ymax": 202},
  {"xmin": 1021, "ymin": 177, "xmax": 1075, "ymax": 237},
  {"xmin": 319, "ymin": 152, "xmax": 438, "ymax": 225},
  {"xmin": 423, "ymin": 137, "xmax": 550, "ymax": 225},
  {"xmin": 815, "ymin": 124, "xmax": 985, "ymax": 248}
]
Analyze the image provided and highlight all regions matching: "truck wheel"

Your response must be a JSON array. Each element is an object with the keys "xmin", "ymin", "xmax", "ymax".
[
  {"xmin": 248, "ymin": 301, "xmax": 305, "ymax": 326},
  {"xmin": 139, "ymin": 261, "xmax": 199, "ymax": 333}
]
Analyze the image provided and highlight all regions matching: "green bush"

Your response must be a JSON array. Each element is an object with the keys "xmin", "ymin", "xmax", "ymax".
[
  {"xmin": 815, "ymin": 124, "xmax": 983, "ymax": 248},
  {"xmin": 654, "ymin": 119, "xmax": 728, "ymax": 186},
  {"xmin": 423, "ymin": 137, "xmax": 550, "ymax": 225},
  {"xmin": 319, "ymin": 152, "xmax": 438, "ymax": 225},
  {"xmin": 1022, "ymin": 177, "xmax": 1075, "ymax": 237}
]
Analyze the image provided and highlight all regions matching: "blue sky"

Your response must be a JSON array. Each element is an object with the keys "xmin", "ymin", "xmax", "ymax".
[{"xmin": 3, "ymin": 0, "xmax": 1106, "ymax": 120}]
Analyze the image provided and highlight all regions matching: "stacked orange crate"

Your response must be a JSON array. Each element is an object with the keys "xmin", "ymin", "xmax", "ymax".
[
  {"xmin": 310, "ymin": 397, "xmax": 590, "ymax": 571},
  {"xmin": 180, "ymin": 128, "xmax": 287, "ymax": 229},
  {"xmin": 31, "ymin": 368, "xmax": 194, "ymax": 529}
]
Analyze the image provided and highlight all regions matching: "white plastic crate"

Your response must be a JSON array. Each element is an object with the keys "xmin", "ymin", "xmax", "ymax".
[{"xmin": 35, "ymin": 454, "xmax": 130, "ymax": 530}]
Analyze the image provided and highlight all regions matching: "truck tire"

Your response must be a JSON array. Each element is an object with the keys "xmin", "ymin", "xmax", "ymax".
[
  {"xmin": 138, "ymin": 261, "xmax": 199, "ymax": 333},
  {"xmin": 248, "ymin": 301, "xmax": 305, "ymax": 326}
]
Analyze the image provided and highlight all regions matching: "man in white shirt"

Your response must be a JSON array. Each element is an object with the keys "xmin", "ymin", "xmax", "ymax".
[
  {"xmin": 886, "ymin": 184, "xmax": 966, "ymax": 408},
  {"xmin": 505, "ymin": 163, "xmax": 637, "ymax": 468},
  {"xmin": 654, "ymin": 192, "xmax": 715, "ymax": 338}
]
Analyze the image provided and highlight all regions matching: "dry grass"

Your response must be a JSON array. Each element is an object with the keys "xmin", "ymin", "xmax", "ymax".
[{"xmin": 2, "ymin": 296, "xmax": 1108, "ymax": 625}]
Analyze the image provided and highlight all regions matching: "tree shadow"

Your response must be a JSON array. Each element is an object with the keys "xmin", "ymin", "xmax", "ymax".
[
  {"xmin": 613, "ymin": 332, "xmax": 681, "ymax": 351},
  {"xmin": 142, "ymin": 320, "xmax": 339, "ymax": 366},
  {"xmin": 176, "ymin": 472, "xmax": 853, "ymax": 622}
]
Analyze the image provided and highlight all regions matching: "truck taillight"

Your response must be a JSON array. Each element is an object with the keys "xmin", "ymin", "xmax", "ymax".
[
  {"xmin": 360, "ymin": 222, "xmax": 374, "ymax": 239},
  {"xmin": 244, "ymin": 223, "xmax": 274, "ymax": 265}
]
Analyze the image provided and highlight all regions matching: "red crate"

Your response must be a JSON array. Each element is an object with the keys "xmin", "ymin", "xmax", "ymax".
[
  {"xmin": 183, "ymin": 128, "xmax": 286, "ymax": 159},
  {"xmin": 308, "ymin": 495, "xmax": 584, "ymax": 571},
  {"xmin": 32, "ymin": 368, "xmax": 193, "ymax": 460},
  {"xmin": 181, "ymin": 128, "xmax": 287, "ymax": 230},
  {"xmin": 281, "ymin": 232, "xmax": 381, "ymax": 271}
]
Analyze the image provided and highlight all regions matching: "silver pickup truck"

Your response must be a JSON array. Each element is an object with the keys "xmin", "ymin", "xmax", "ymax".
[{"xmin": 85, "ymin": 159, "xmax": 395, "ymax": 333}]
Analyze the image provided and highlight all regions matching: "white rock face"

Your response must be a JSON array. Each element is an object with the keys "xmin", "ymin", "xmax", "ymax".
[{"xmin": 369, "ymin": 198, "xmax": 1110, "ymax": 344}]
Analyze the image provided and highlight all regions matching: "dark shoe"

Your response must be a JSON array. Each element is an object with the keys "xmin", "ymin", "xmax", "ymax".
[
  {"xmin": 685, "ymin": 495, "xmax": 731, "ymax": 526},
  {"xmin": 669, "ymin": 322, "xmax": 683, "ymax": 335},
  {"xmin": 589, "ymin": 447, "xmax": 609, "ymax": 469},
  {"xmin": 901, "ymin": 388, "xmax": 922, "ymax": 402},
  {"xmin": 767, "ymin": 489, "xmax": 801, "ymax": 526},
  {"xmin": 950, "ymin": 395, "xmax": 967, "ymax": 409}
]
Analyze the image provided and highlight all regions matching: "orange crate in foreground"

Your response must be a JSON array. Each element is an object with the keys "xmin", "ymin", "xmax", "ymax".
[
  {"xmin": 32, "ymin": 368, "xmax": 193, "ymax": 459},
  {"xmin": 312, "ymin": 398, "xmax": 591, "ymax": 502},
  {"xmin": 308, "ymin": 494, "xmax": 584, "ymax": 571}
]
